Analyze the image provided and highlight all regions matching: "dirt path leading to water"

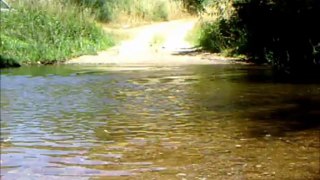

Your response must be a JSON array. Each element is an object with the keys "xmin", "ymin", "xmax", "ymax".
[{"xmin": 66, "ymin": 18, "xmax": 235, "ymax": 66}]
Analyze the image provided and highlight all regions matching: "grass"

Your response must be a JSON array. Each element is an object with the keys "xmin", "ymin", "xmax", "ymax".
[
  {"xmin": 0, "ymin": 0, "xmax": 115, "ymax": 68},
  {"xmin": 151, "ymin": 34, "xmax": 165, "ymax": 47},
  {"xmin": 73, "ymin": 0, "xmax": 188, "ymax": 26}
]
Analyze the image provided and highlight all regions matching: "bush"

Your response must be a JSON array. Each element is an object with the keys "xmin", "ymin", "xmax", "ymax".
[
  {"xmin": 198, "ymin": 21, "xmax": 228, "ymax": 52},
  {"xmin": 196, "ymin": 17, "xmax": 246, "ymax": 56},
  {"xmin": 0, "ymin": 0, "xmax": 114, "ymax": 67}
]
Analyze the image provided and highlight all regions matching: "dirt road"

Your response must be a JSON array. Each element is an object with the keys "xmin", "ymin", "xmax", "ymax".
[{"xmin": 66, "ymin": 18, "xmax": 234, "ymax": 66}]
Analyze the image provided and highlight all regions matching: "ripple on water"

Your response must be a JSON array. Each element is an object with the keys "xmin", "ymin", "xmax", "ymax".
[{"xmin": 1, "ymin": 65, "xmax": 319, "ymax": 179}]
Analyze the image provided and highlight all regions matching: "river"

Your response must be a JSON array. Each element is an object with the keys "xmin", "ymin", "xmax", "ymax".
[{"xmin": 1, "ymin": 65, "xmax": 319, "ymax": 179}]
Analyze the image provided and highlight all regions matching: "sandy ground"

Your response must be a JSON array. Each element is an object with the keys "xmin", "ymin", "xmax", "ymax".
[{"xmin": 66, "ymin": 18, "xmax": 236, "ymax": 66}]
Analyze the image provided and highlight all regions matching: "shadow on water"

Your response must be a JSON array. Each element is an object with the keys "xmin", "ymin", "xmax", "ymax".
[
  {"xmin": 236, "ymin": 70, "xmax": 320, "ymax": 138},
  {"xmin": 235, "ymin": 67, "xmax": 320, "ymax": 137},
  {"xmin": 229, "ymin": 65, "xmax": 320, "ymax": 84},
  {"xmin": 245, "ymin": 97, "xmax": 320, "ymax": 138},
  {"xmin": 192, "ymin": 65, "xmax": 320, "ymax": 139}
]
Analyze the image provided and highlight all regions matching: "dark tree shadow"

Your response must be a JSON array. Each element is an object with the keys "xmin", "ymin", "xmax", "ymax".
[{"xmin": 246, "ymin": 97, "xmax": 320, "ymax": 138}]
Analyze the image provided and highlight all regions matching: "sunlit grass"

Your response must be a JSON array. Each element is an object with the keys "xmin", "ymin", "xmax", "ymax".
[
  {"xmin": 0, "ymin": 0, "xmax": 114, "ymax": 67},
  {"xmin": 73, "ymin": 0, "xmax": 189, "ymax": 26}
]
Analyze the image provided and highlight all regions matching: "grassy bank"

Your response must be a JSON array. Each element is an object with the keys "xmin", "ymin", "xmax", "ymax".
[{"xmin": 0, "ymin": 0, "xmax": 114, "ymax": 68}]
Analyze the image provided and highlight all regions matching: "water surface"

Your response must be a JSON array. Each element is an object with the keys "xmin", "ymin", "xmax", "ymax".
[{"xmin": 1, "ymin": 65, "xmax": 319, "ymax": 179}]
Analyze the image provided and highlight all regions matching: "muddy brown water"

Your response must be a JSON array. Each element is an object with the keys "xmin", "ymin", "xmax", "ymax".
[{"xmin": 1, "ymin": 65, "xmax": 319, "ymax": 180}]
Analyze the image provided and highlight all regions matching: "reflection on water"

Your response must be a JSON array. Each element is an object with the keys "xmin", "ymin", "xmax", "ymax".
[{"xmin": 1, "ymin": 65, "xmax": 319, "ymax": 179}]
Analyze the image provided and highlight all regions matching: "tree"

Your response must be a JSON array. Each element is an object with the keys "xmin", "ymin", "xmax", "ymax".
[{"xmin": 234, "ymin": 0, "xmax": 320, "ymax": 74}]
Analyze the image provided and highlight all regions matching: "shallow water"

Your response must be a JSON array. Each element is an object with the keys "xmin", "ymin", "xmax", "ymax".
[{"xmin": 1, "ymin": 65, "xmax": 319, "ymax": 180}]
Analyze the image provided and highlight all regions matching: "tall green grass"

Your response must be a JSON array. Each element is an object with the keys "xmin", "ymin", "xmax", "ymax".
[{"xmin": 0, "ymin": 0, "xmax": 114, "ymax": 67}]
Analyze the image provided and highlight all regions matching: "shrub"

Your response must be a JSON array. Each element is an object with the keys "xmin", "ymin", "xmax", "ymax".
[{"xmin": 195, "ymin": 17, "xmax": 246, "ymax": 56}]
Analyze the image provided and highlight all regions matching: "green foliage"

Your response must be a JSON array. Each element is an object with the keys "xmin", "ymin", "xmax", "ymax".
[
  {"xmin": 195, "ymin": 0, "xmax": 320, "ymax": 74},
  {"xmin": 0, "ymin": 0, "xmax": 114, "ymax": 67},
  {"xmin": 187, "ymin": 0, "xmax": 245, "ymax": 56},
  {"xmin": 197, "ymin": 19, "xmax": 246, "ymax": 55},
  {"xmin": 234, "ymin": 0, "xmax": 320, "ymax": 73},
  {"xmin": 198, "ymin": 21, "xmax": 227, "ymax": 52}
]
